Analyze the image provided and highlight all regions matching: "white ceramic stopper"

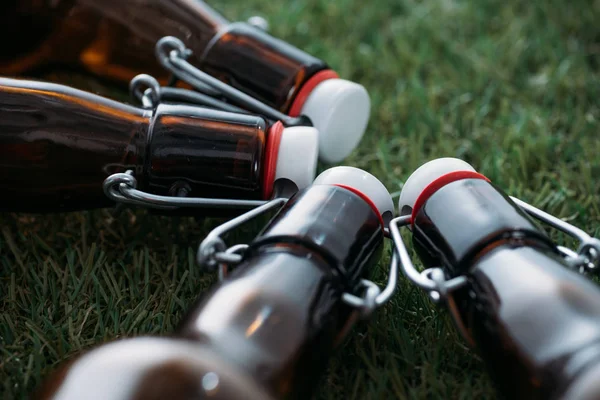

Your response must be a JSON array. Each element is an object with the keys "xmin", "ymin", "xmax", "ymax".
[
  {"xmin": 398, "ymin": 158, "xmax": 476, "ymax": 215},
  {"xmin": 300, "ymin": 79, "xmax": 370, "ymax": 164},
  {"xmin": 313, "ymin": 166, "xmax": 394, "ymax": 218},
  {"xmin": 275, "ymin": 126, "xmax": 319, "ymax": 190}
]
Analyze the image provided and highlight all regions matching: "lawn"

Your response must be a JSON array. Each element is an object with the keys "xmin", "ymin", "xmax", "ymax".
[{"xmin": 1, "ymin": 0, "xmax": 600, "ymax": 398}]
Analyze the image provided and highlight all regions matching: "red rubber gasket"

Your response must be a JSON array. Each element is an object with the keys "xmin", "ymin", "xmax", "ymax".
[
  {"xmin": 262, "ymin": 121, "xmax": 284, "ymax": 199},
  {"xmin": 288, "ymin": 69, "xmax": 339, "ymax": 117},
  {"xmin": 335, "ymin": 184, "xmax": 385, "ymax": 230},
  {"xmin": 411, "ymin": 171, "xmax": 490, "ymax": 224}
]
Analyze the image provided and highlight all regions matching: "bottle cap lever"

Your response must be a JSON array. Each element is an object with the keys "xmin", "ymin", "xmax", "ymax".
[
  {"xmin": 154, "ymin": 36, "xmax": 306, "ymax": 127},
  {"xmin": 510, "ymin": 196, "xmax": 600, "ymax": 275},
  {"xmin": 389, "ymin": 197, "xmax": 600, "ymax": 305},
  {"xmin": 103, "ymin": 170, "xmax": 269, "ymax": 210},
  {"xmin": 129, "ymin": 74, "xmax": 248, "ymax": 114},
  {"xmin": 196, "ymin": 174, "xmax": 401, "ymax": 319}
]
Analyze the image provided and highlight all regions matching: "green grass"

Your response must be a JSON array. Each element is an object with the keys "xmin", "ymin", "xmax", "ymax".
[{"xmin": 2, "ymin": 0, "xmax": 600, "ymax": 398}]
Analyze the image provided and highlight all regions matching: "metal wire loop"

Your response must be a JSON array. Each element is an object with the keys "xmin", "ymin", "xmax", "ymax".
[
  {"xmin": 579, "ymin": 238, "xmax": 600, "ymax": 262},
  {"xmin": 197, "ymin": 236, "xmax": 227, "ymax": 271},
  {"xmin": 426, "ymin": 268, "xmax": 447, "ymax": 303},
  {"xmin": 191, "ymin": 189, "xmax": 398, "ymax": 315},
  {"xmin": 103, "ymin": 170, "xmax": 269, "ymax": 211},
  {"xmin": 389, "ymin": 196, "xmax": 600, "ymax": 302},
  {"xmin": 342, "ymin": 280, "xmax": 380, "ymax": 318},
  {"xmin": 155, "ymin": 36, "xmax": 188, "ymax": 64},
  {"xmin": 103, "ymin": 171, "xmax": 152, "ymax": 208},
  {"xmin": 511, "ymin": 196, "xmax": 600, "ymax": 274},
  {"xmin": 130, "ymin": 74, "xmax": 161, "ymax": 108},
  {"xmin": 217, "ymin": 244, "xmax": 250, "ymax": 281},
  {"xmin": 196, "ymin": 198, "xmax": 287, "ymax": 270},
  {"xmin": 129, "ymin": 72, "xmax": 250, "ymax": 113},
  {"xmin": 155, "ymin": 36, "xmax": 221, "ymax": 96},
  {"xmin": 154, "ymin": 36, "xmax": 305, "ymax": 126},
  {"xmin": 340, "ymin": 248, "xmax": 400, "ymax": 317},
  {"xmin": 388, "ymin": 215, "xmax": 468, "ymax": 302}
]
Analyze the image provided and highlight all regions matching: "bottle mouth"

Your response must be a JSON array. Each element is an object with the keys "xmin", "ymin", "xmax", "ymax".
[
  {"xmin": 288, "ymin": 69, "xmax": 340, "ymax": 117},
  {"xmin": 288, "ymin": 71, "xmax": 371, "ymax": 164},
  {"xmin": 313, "ymin": 166, "xmax": 394, "ymax": 228},
  {"xmin": 262, "ymin": 121, "xmax": 318, "ymax": 199},
  {"xmin": 398, "ymin": 158, "xmax": 489, "ymax": 222}
]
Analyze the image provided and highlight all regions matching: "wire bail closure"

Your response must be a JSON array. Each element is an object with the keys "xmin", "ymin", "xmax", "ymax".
[
  {"xmin": 129, "ymin": 73, "xmax": 249, "ymax": 114},
  {"xmin": 341, "ymin": 250, "xmax": 399, "ymax": 318},
  {"xmin": 103, "ymin": 170, "xmax": 268, "ymax": 210},
  {"xmin": 195, "ymin": 197, "xmax": 398, "ymax": 318},
  {"xmin": 390, "ymin": 198, "xmax": 600, "ymax": 304},
  {"xmin": 195, "ymin": 198, "xmax": 286, "ymax": 271},
  {"xmin": 152, "ymin": 36, "xmax": 308, "ymax": 127},
  {"xmin": 389, "ymin": 215, "xmax": 468, "ymax": 303},
  {"xmin": 510, "ymin": 197, "xmax": 600, "ymax": 275}
]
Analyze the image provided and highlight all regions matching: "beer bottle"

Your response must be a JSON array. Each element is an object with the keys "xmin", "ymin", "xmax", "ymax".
[{"xmin": 0, "ymin": 77, "xmax": 318, "ymax": 212}]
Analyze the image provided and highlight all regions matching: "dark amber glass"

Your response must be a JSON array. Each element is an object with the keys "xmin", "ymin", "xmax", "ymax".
[
  {"xmin": 34, "ymin": 184, "xmax": 384, "ymax": 399},
  {"xmin": 201, "ymin": 22, "xmax": 328, "ymax": 112},
  {"xmin": 0, "ymin": 0, "xmax": 225, "ymax": 81},
  {"xmin": 413, "ymin": 178, "xmax": 600, "ymax": 399},
  {"xmin": 0, "ymin": 77, "xmax": 266, "ymax": 212},
  {"xmin": 1, "ymin": 0, "xmax": 329, "ymax": 112},
  {"xmin": 454, "ymin": 246, "xmax": 600, "ymax": 400},
  {"xmin": 178, "ymin": 185, "xmax": 384, "ymax": 399}
]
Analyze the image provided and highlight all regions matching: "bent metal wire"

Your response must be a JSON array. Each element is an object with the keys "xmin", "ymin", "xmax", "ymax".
[
  {"xmin": 152, "ymin": 36, "xmax": 308, "ymax": 127},
  {"xmin": 103, "ymin": 170, "xmax": 268, "ymax": 210},
  {"xmin": 129, "ymin": 73, "xmax": 249, "ymax": 113},
  {"xmin": 389, "ymin": 197, "xmax": 600, "ymax": 304},
  {"xmin": 196, "ymin": 197, "xmax": 399, "ymax": 319},
  {"xmin": 103, "ymin": 170, "xmax": 399, "ymax": 316}
]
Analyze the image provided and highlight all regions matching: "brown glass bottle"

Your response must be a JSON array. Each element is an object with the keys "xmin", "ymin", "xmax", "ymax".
[
  {"xmin": 0, "ymin": 76, "xmax": 271, "ymax": 213},
  {"xmin": 1, "ymin": 0, "xmax": 331, "ymax": 113},
  {"xmin": 35, "ymin": 181, "xmax": 387, "ymax": 400},
  {"xmin": 410, "ymin": 176, "xmax": 600, "ymax": 399}
]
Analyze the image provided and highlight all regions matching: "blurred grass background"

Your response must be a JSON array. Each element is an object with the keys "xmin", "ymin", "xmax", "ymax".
[{"xmin": 1, "ymin": 0, "xmax": 600, "ymax": 398}]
